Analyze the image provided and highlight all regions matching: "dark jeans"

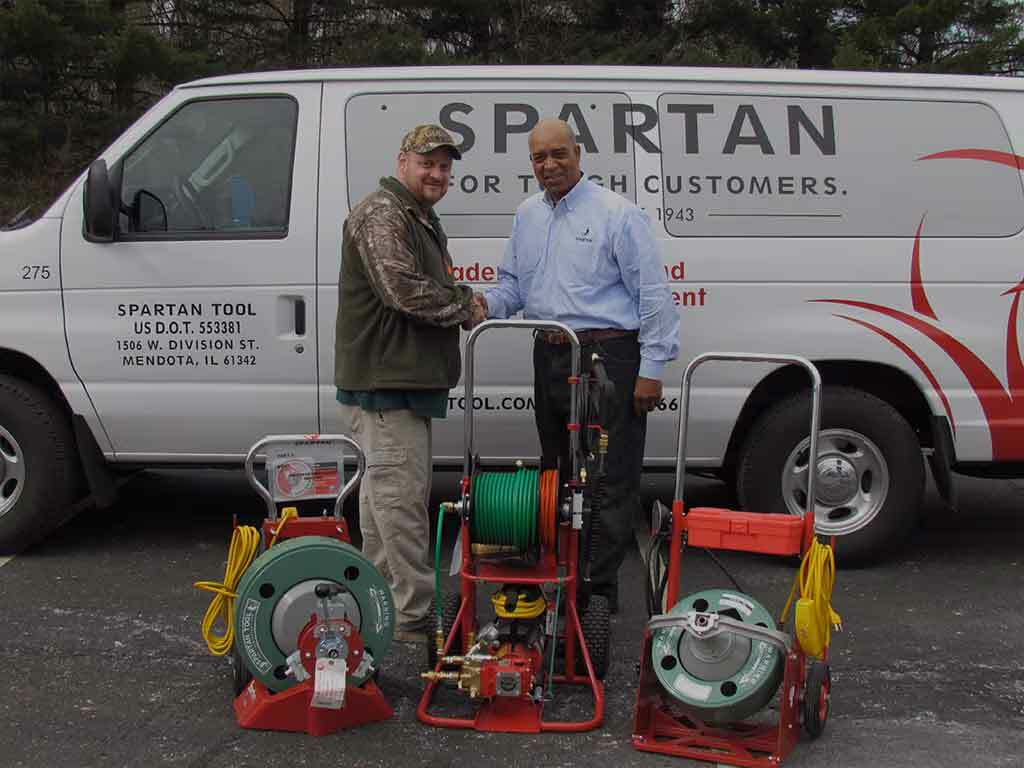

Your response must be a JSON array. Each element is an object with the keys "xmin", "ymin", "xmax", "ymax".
[{"xmin": 533, "ymin": 334, "xmax": 647, "ymax": 596}]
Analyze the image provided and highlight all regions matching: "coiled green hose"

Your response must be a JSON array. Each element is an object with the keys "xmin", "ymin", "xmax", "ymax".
[{"xmin": 472, "ymin": 468, "xmax": 540, "ymax": 551}]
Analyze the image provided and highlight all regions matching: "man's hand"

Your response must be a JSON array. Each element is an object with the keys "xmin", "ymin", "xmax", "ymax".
[
  {"xmin": 634, "ymin": 376, "xmax": 663, "ymax": 416},
  {"xmin": 461, "ymin": 292, "xmax": 488, "ymax": 330}
]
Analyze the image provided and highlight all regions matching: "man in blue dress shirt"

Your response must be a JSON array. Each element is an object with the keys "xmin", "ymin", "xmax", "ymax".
[{"xmin": 478, "ymin": 118, "xmax": 680, "ymax": 612}]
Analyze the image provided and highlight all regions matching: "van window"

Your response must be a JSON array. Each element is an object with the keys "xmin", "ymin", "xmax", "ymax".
[
  {"xmin": 345, "ymin": 92, "xmax": 636, "ymax": 238},
  {"xmin": 120, "ymin": 96, "xmax": 298, "ymax": 237},
  {"xmin": 655, "ymin": 95, "xmax": 1023, "ymax": 238}
]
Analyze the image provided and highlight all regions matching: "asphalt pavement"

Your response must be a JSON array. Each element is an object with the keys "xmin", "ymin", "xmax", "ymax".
[{"xmin": 0, "ymin": 468, "xmax": 1022, "ymax": 768}]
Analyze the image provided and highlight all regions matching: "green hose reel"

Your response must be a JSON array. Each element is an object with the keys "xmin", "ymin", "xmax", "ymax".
[
  {"xmin": 233, "ymin": 536, "xmax": 395, "ymax": 693},
  {"xmin": 471, "ymin": 467, "xmax": 540, "ymax": 551},
  {"xmin": 652, "ymin": 588, "xmax": 784, "ymax": 723}
]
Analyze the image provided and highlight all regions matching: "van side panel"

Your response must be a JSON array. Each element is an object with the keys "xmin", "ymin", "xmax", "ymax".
[{"xmin": 319, "ymin": 75, "xmax": 1024, "ymax": 470}]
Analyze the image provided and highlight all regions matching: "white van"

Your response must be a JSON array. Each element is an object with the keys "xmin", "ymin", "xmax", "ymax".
[{"xmin": 2, "ymin": 65, "xmax": 1022, "ymax": 560}]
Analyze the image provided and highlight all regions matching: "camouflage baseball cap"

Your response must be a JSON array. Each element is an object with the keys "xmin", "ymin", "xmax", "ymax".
[{"xmin": 400, "ymin": 124, "xmax": 462, "ymax": 160}]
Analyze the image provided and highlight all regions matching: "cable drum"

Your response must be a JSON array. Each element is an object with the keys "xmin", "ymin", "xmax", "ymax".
[
  {"xmin": 651, "ymin": 589, "xmax": 784, "ymax": 724},
  {"xmin": 233, "ymin": 536, "xmax": 395, "ymax": 693}
]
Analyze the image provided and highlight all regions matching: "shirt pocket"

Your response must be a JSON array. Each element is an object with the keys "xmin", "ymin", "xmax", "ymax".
[{"xmin": 564, "ymin": 236, "xmax": 617, "ymax": 289}]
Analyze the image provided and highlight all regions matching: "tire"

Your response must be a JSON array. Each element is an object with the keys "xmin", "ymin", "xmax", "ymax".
[
  {"xmin": 575, "ymin": 594, "xmax": 610, "ymax": 679},
  {"xmin": 803, "ymin": 661, "xmax": 831, "ymax": 739},
  {"xmin": 425, "ymin": 591, "xmax": 463, "ymax": 670},
  {"xmin": 0, "ymin": 375, "xmax": 79, "ymax": 554},
  {"xmin": 736, "ymin": 386, "xmax": 924, "ymax": 564}
]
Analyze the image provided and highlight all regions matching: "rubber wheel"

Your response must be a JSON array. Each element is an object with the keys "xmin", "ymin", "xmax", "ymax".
[
  {"xmin": 0, "ymin": 375, "xmax": 80, "ymax": 554},
  {"xmin": 425, "ymin": 592, "xmax": 463, "ymax": 669},
  {"xmin": 575, "ymin": 594, "xmax": 610, "ymax": 679},
  {"xmin": 803, "ymin": 661, "xmax": 831, "ymax": 739},
  {"xmin": 231, "ymin": 648, "xmax": 253, "ymax": 697},
  {"xmin": 736, "ymin": 386, "xmax": 924, "ymax": 564}
]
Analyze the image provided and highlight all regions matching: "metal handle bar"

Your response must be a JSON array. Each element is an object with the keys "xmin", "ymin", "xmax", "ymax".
[
  {"xmin": 244, "ymin": 434, "xmax": 366, "ymax": 521},
  {"xmin": 647, "ymin": 611, "xmax": 793, "ymax": 654},
  {"xmin": 463, "ymin": 319, "xmax": 581, "ymax": 482},
  {"xmin": 675, "ymin": 353, "xmax": 821, "ymax": 523}
]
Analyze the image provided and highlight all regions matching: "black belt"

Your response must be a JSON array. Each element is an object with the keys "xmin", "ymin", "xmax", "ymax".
[{"xmin": 536, "ymin": 328, "xmax": 636, "ymax": 345}]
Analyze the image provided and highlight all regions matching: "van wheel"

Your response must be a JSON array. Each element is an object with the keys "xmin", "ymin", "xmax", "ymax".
[
  {"xmin": 0, "ymin": 375, "xmax": 79, "ymax": 553},
  {"xmin": 736, "ymin": 386, "xmax": 924, "ymax": 564}
]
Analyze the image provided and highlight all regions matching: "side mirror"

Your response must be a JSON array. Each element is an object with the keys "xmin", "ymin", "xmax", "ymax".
[
  {"xmin": 84, "ymin": 159, "xmax": 117, "ymax": 242},
  {"xmin": 130, "ymin": 190, "xmax": 168, "ymax": 232}
]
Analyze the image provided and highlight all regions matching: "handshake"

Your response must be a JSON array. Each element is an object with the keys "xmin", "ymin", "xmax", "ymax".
[{"xmin": 461, "ymin": 292, "xmax": 489, "ymax": 331}]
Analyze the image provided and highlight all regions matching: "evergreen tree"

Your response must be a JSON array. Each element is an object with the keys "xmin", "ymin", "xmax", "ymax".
[{"xmin": 836, "ymin": 0, "xmax": 1024, "ymax": 74}]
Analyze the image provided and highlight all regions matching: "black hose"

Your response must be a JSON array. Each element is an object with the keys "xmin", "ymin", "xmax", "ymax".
[
  {"xmin": 701, "ymin": 547, "xmax": 746, "ymax": 594},
  {"xmin": 581, "ymin": 471, "xmax": 605, "ymax": 584},
  {"xmin": 645, "ymin": 530, "xmax": 668, "ymax": 616},
  {"xmin": 644, "ymin": 536, "xmax": 745, "ymax": 617}
]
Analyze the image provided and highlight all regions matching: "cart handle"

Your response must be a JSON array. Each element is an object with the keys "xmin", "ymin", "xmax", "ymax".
[
  {"xmin": 648, "ymin": 611, "xmax": 793, "ymax": 653},
  {"xmin": 244, "ymin": 434, "xmax": 366, "ymax": 521},
  {"xmin": 463, "ymin": 319, "xmax": 582, "ymax": 483},
  {"xmin": 675, "ymin": 353, "xmax": 822, "ymax": 523}
]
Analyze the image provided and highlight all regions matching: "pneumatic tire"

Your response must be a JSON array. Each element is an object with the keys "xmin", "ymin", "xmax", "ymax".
[
  {"xmin": 425, "ymin": 592, "xmax": 463, "ymax": 670},
  {"xmin": 736, "ymin": 386, "xmax": 924, "ymax": 564},
  {"xmin": 575, "ymin": 594, "xmax": 610, "ymax": 680},
  {"xmin": 0, "ymin": 375, "xmax": 80, "ymax": 553},
  {"xmin": 803, "ymin": 661, "xmax": 831, "ymax": 739}
]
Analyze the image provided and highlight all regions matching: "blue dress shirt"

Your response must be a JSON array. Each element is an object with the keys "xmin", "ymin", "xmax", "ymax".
[{"xmin": 485, "ymin": 177, "xmax": 680, "ymax": 380}]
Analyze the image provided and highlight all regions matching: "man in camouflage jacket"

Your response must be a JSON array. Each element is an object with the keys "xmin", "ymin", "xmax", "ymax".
[{"xmin": 336, "ymin": 125, "xmax": 481, "ymax": 642}]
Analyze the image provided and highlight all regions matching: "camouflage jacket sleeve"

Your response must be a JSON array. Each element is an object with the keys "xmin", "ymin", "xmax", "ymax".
[{"xmin": 351, "ymin": 201, "xmax": 473, "ymax": 327}]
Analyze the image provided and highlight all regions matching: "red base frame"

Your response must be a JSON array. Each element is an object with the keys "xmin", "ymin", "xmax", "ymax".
[
  {"xmin": 234, "ymin": 677, "xmax": 393, "ymax": 736},
  {"xmin": 232, "ymin": 513, "xmax": 384, "ymax": 736},
  {"xmin": 417, "ymin": 516, "xmax": 605, "ymax": 733},
  {"xmin": 632, "ymin": 631, "xmax": 806, "ymax": 767},
  {"xmin": 260, "ymin": 516, "xmax": 351, "ymax": 547}
]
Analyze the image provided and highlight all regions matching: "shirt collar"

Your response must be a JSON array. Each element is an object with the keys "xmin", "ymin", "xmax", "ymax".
[
  {"xmin": 544, "ymin": 173, "xmax": 588, "ymax": 212},
  {"xmin": 380, "ymin": 176, "xmax": 438, "ymax": 226}
]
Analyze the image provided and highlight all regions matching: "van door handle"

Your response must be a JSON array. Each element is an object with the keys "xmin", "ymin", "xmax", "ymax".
[{"xmin": 294, "ymin": 298, "xmax": 306, "ymax": 336}]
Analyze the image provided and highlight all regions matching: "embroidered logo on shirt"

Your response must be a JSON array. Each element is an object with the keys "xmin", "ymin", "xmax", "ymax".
[{"xmin": 576, "ymin": 227, "xmax": 593, "ymax": 243}]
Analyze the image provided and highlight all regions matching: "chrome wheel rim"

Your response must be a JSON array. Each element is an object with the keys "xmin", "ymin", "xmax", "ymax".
[
  {"xmin": 781, "ymin": 428, "xmax": 889, "ymax": 537},
  {"xmin": 0, "ymin": 425, "xmax": 26, "ymax": 519}
]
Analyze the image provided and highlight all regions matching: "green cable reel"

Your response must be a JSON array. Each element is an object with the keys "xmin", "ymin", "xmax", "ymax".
[
  {"xmin": 233, "ymin": 536, "xmax": 395, "ymax": 693},
  {"xmin": 652, "ymin": 588, "xmax": 784, "ymax": 724}
]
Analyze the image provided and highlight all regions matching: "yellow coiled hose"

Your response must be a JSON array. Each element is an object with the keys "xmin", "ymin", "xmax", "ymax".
[
  {"xmin": 194, "ymin": 507, "xmax": 297, "ymax": 656},
  {"xmin": 780, "ymin": 538, "xmax": 842, "ymax": 658}
]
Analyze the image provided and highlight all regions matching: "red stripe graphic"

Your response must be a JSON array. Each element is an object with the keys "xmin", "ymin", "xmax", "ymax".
[
  {"xmin": 834, "ymin": 313, "xmax": 955, "ymax": 433},
  {"xmin": 1001, "ymin": 281, "xmax": 1024, "ymax": 397},
  {"xmin": 919, "ymin": 148, "xmax": 1024, "ymax": 170},
  {"xmin": 910, "ymin": 214, "xmax": 936, "ymax": 320},
  {"xmin": 814, "ymin": 298, "xmax": 1020, "ymax": 457}
]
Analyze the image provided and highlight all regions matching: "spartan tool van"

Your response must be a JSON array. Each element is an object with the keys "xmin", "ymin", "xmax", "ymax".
[{"xmin": 2, "ymin": 65, "xmax": 1023, "ymax": 560}]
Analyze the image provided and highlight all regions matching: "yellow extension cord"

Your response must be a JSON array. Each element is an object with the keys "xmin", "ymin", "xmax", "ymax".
[
  {"xmin": 780, "ymin": 537, "xmax": 842, "ymax": 659},
  {"xmin": 194, "ymin": 507, "xmax": 297, "ymax": 656}
]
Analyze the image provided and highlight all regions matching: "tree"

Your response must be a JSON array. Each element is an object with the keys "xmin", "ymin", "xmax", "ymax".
[
  {"xmin": 680, "ymin": 0, "xmax": 844, "ymax": 68},
  {"xmin": 836, "ymin": 1, "xmax": 1024, "ymax": 74}
]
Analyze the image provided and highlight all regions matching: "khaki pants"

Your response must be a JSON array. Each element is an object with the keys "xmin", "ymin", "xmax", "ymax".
[{"xmin": 339, "ymin": 404, "xmax": 434, "ymax": 627}]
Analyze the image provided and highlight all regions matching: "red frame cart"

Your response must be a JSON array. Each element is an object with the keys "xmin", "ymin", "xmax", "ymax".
[
  {"xmin": 632, "ymin": 353, "xmax": 833, "ymax": 767},
  {"xmin": 417, "ymin": 319, "xmax": 605, "ymax": 733},
  {"xmin": 233, "ymin": 434, "xmax": 393, "ymax": 735}
]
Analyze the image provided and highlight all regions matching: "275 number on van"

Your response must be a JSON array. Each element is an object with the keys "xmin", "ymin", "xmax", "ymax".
[{"xmin": 21, "ymin": 265, "xmax": 51, "ymax": 280}]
